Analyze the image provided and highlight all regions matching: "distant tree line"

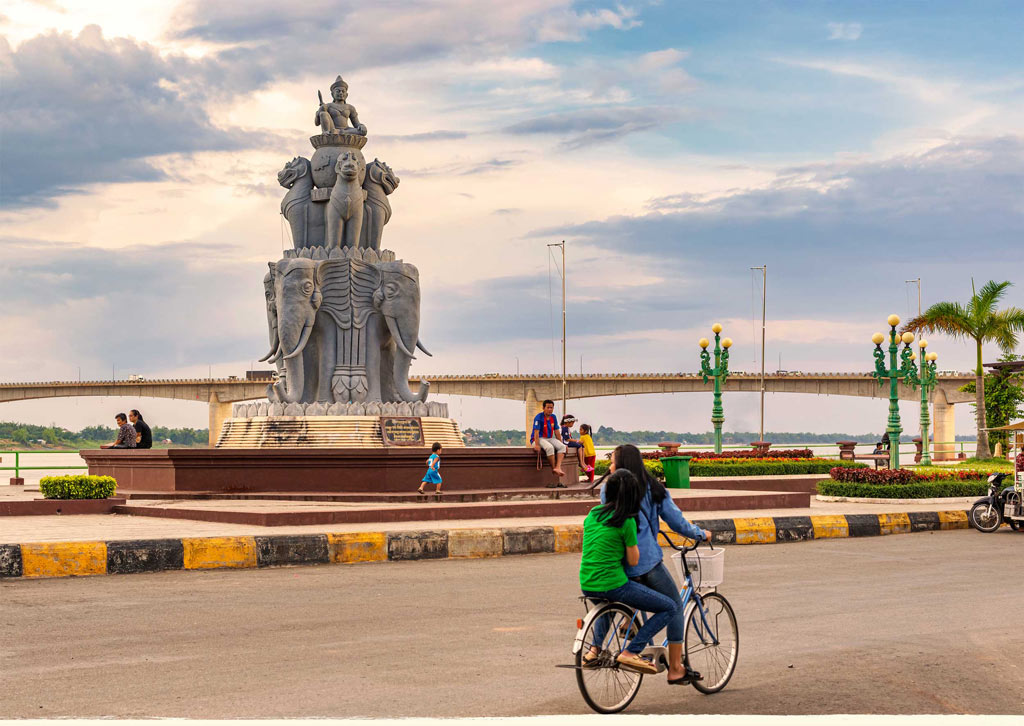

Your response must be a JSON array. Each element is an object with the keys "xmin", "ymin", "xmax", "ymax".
[
  {"xmin": 462, "ymin": 426, "xmax": 975, "ymax": 447},
  {"xmin": 0, "ymin": 421, "xmax": 208, "ymax": 448}
]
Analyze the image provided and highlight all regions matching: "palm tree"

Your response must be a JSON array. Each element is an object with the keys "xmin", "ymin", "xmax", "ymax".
[{"xmin": 903, "ymin": 280, "xmax": 1024, "ymax": 458}]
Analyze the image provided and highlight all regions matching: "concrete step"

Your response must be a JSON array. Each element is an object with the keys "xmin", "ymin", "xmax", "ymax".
[{"xmin": 113, "ymin": 488, "xmax": 809, "ymax": 527}]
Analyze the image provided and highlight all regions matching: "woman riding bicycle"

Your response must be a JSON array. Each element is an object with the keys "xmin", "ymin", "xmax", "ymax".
[
  {"xmin": 579, "ymin": 468, "xmax": 680, "ymax": 675},
  {"xmin": 598, "ymin": 444, "xmax": 712, "ymax": 685}
]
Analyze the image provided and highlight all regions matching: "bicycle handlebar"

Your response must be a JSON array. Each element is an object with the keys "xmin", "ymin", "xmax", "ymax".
[{"xmin": 658, "ymin": 530, "xmax": 711, "ymax": 552}]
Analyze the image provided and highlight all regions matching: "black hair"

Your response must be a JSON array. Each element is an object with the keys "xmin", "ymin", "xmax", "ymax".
[
  {"xmin": 560, "ymin": 415, "xmax": 576, "ymax": 425},
  {"xmin": 595, "ymin": 469, "xmax": 642, "ymax": 529},
  {"xmin": 130, "ymin": 409, "xmax": 143, "ymax": 421},
  {"xmin": 115, "ymin": 413, "xmax": 127, "ymax": 423},
  {"xmin": 542, "ymin": 399, "xmax": 555, "ymax": 408},
  {"xmin": 612, "ymin": 444, "xmax": 668, "ymax": 504},
  {"xmin": 431, "ymin": 442, "xmax": 442, "ymax": 453},
  {"xmin": 580, "ymin": 423, "xmax": 591, "ymax": 435}
]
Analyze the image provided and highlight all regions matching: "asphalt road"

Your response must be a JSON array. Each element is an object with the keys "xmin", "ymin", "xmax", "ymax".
[{"xmin": 2, "ymin": 528, "xmax": 1022, "ymax": 718}]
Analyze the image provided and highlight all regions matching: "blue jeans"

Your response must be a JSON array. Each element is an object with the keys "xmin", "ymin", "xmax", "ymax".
[
  {"xmin": 582, "ymin": 580, "xmax": 679, "ymax": 655},
  {"xmin": 631, "ymin": 562, "xmax": 686, "ymax": 643}
]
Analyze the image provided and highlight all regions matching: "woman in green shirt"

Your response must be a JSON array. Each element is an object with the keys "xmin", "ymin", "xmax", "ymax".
[{"xmin": 579, "ymin": 470, "xmax": 680, "ymax": 675}]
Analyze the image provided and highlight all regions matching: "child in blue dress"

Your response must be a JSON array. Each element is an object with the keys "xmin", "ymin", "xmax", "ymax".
[{"xmin": 417, "ymin": 442, "xmax": 443, "ymax": 496}]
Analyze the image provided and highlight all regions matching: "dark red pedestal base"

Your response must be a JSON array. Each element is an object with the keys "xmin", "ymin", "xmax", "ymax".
[{"xmin": 80, "ymin": 448, "xmax": 557, "ymax": 493}]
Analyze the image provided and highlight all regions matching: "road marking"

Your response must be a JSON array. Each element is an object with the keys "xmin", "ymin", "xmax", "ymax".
[
  {"xmin": 21, "ymin": 541, "xmax": 107, "ymax": 578},
  {"xmin": 877, "ymin": 512, "xmax": 912, "ymax": 535},
  {"xmin": 811, "ymin": 515, "xmax": 849, "ymax": 539},
  {"xmin": 734, "ymin": 517, "xmax": 777, "ymax": 544},
  {"xmin": 327, "ymin": 532, "xmax": 387, "ymax": 564},
  {"xmin": 182, "ymin": 536, "xmax": 257, "ymax": 570}
]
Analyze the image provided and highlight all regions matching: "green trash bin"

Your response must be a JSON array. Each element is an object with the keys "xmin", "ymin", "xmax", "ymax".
[{"xmin": 660, "ymin": 456, "xmax": 692, "ymax": 489}]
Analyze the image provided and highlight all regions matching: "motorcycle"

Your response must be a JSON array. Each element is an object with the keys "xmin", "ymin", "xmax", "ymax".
[{"xmin": 969, "ymin": 472, "xmax": 1024, "ymax": 533}]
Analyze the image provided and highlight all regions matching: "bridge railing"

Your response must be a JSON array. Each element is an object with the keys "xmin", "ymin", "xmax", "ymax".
[{"xmin": 2, "ymin": 450, "xmax": 89, "ymax": 484}]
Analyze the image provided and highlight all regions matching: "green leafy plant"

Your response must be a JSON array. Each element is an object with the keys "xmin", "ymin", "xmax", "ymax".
[
  {"xmin": 903, "ymin": 279, "xmax": 1024, "ymax": 458},
  {"xmin": 817, "ymin": 479, "xmax": 989, "ymax": 498},
  {"xmin": 39, "ymin": 475, "xmax": 117, "ymax": 500},
  {"xmin": 592, "ymin": 459, "xmax": 863, "ymax": 479},
  {"xmin": 959, "ymin": 353, "xmax": 1024, "ymax": 450}
]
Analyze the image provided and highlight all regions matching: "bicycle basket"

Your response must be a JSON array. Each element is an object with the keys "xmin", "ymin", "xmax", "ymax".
[{"xmin": 671, "ymin": 547, "xmax": 724, "ymax": 589}]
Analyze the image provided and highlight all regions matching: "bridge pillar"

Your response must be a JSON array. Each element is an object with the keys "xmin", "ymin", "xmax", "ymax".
[
  {"xmin": 208, "ymin": 392, "xmax": 232, "ymax": 447},
  {"xmin": 524, "ymin": 388, "xmax": 543, "ymax": 445},
  {"xmin": 932, "ymin": 389, "xmax": 956, "ymax": 461}
]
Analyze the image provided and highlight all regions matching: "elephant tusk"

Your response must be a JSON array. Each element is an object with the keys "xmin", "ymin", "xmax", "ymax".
[
  {"xmin": 416, "ymin": 340, "xmax": 432, "ymax": 357},
  {"xmin": 258, "ymin": 344, "xmax": 280, "ymax": 363},
  {"xmin": 385, "ymin": 315, "xmax": 416, "ymax": 359},
  {"xmin": 283, "ymin": 324, "xmax": 313, "ymax": 360}
]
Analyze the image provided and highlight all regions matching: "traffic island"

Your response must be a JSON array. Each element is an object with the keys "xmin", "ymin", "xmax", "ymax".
[{"xmin": 0, "ymin": 509, "xmax": 970, "ymax": 580}]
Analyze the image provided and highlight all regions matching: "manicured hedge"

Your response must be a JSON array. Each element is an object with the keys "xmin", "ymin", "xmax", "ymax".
[
  {"xmin": 592, "ymin": 459, "xmax": 864, "ymax": 479},
  {"xmin": 39, "ymin": 475, "xmax": 117, "ymax": 500},
  {"xmin": 817, "ymin": 479, "xmax": 988, "ymax": 499},
  {"xmin": 830, "ymin": 466, "xmax": 993, "ymax": 484},
  {"xmin": 642, "ymin": 448, "xmax": 815, "ymax": 461},
  {"xmin": 690, "ymin": 460, "xmax": 864, "ymax": 477}
]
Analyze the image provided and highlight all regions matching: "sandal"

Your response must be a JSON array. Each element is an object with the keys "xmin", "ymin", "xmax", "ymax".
[
  {"xmin": 582, "ymin": 651, "xmax": 601, "ymax": 669},
  {"xmin": 668, "ymin": 667, "xmax": 703, "ymax": 685},
  {"xmin": 616, "ymin": 652, "xmax": 658, "ymax": 675}
]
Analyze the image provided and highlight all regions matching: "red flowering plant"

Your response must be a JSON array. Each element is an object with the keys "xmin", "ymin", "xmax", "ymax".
[
  {"xmin": 828, "ymin": 467, "xmax": 990, "ymax": 485},
  {"xmin": 645, "ymin": 448, "xmax": 814, "ymax": 461}
]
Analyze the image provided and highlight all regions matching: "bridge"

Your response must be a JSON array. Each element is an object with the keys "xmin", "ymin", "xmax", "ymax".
[{"xmin": 0, "ymin": 372, "xmax": 974, "ymax": 449}]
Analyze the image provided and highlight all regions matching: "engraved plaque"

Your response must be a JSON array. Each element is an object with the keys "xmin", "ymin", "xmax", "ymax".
[{"xmin": 380, "ymin": 416, "xmax": 424, "ymax": 447}]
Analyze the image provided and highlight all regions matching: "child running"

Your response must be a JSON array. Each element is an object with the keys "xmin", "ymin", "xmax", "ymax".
[
  {"xmin": 579, "ymin": 423, "xmax": 597, "ymax": 484},
  {"xmin": 417, "ymin": 442, "xmax": 443, "ymax": 496},
  {"xmin": 579, "ymin": 468, "xmax": 680, "ymax": 674}
]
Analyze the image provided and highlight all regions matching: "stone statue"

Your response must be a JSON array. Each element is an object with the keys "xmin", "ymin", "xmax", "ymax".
[
  {"xmin": 264, "ymin": 248, "xmax": 431, "ymax": 404},
  {"xmin": 315, "ymin": 76, "xmax": 367, "ymax": 136},
  {"xmin": 361, "ymin": 159, "xmax": 399, "ymax": 251},
  {"xmin": 278, "ymin": 157, "xmax": 324, "ymax": 249},
  {"xmin": 255, "ymin": 75, "xmax": 433, "ymax": 412},
  {"xmin": 325, "ymin": 150, "xmax": 366, "ymax": 249}
]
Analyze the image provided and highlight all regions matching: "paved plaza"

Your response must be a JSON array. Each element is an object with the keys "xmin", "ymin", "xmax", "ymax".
[{"xmin": 2, "ymin": 529, "xmax": 1020, "ymax": 717}]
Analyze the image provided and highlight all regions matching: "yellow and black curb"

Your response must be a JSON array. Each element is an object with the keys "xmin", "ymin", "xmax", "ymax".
[{"xmin": 0, "ymin": 510, "xmax": 968, "ymax": 580}]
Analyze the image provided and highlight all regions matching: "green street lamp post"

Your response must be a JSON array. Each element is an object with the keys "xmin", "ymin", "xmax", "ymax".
[
  {"xmin": 871, "ymin": 314, "xmax": 920, "ymax": 469},
  {"xmin": 914, "ymin": 340, "xmax": 939, "ymax": 466},
  {"xmin": 699, "ymin": 323, "xmax": 732, "ymax": 454}
]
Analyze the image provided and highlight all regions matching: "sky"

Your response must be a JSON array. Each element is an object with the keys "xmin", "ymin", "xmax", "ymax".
[{"xmin": 1, "ymin": 0, "xmax": 1022, "ymax": 437}]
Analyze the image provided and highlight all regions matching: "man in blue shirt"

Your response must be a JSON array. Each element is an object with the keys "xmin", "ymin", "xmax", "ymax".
[{"xmin": 531, "ymin": 399, "xmax": 566, "ymax": 478}]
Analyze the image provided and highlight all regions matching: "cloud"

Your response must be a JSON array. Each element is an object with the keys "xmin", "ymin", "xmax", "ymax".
[
  {"xmin": 503, "ymin": 106, "xmax": 683, "ymax": 148},
  {"xmin": 0, "ymin": 236, "xmax": 269, "ymax": 374},
  {"xmin": 529, "ymin": 135, "xmax": 1024, "ymax": 319},
  {"xmin": 827, "ymin": 22, "xmax": 862, "ymax": 41},
  {"xmin": 535, "ymin": 4, "xmax": 641, "ymax": 42},
  {"xmin": 373, "ymin": 130, "xmax": 469, "ymax": 143},
  {"xmin": 0, "ymin": 26, "xmax": 266, "ymax": 209}
]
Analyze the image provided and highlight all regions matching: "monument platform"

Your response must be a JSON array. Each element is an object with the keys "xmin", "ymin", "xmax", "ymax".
[
  {"xmin": 109, "ymin": 487, "xmax": 809, "ymax": 526},
  {"xmin": 80, "ymin": 447, "xmax": 557, "ymax": 493}
]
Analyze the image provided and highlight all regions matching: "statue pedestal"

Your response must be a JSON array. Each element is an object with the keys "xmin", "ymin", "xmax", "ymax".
[{"xmin": 216, "ymin": 415, "xmax": 463, "ymax": 449}]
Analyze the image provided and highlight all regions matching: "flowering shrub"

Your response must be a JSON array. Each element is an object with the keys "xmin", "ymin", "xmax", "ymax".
[
  {"xmin": 644, "ymin": 448, "xmax": 814, "ymax": 461},
  {"xmin": 817, "ymin": 480, "xmax": 989, "ymax": 498},
  {"xmin": 829, "ymin": 466, "xmax": 991, "ymax": 485}
]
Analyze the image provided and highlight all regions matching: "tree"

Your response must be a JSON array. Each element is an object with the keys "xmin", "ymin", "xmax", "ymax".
[
  {"xmin": 904, "ymin": 280, "xmax": 1024, "ymax": 458},
  {"xmin": 959, "ymin": 353, "xmax": 1024, "ymax": 450}
]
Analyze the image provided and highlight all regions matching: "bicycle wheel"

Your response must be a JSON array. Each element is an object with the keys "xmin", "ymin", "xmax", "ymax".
[
  {"xmin": 575, "ymin": 603, "xmax": 644, "ymax": 714},
  {"xmin": 684, "ymin": 592, "xmax": 739, "ymax": 694}
]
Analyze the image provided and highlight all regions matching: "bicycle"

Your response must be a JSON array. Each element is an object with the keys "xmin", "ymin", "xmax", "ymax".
[{"xmin": 566, "ymin": 531, "xmax": 739, "ymax": 714}]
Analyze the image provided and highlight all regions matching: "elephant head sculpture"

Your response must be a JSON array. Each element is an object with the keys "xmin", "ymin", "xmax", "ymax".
[
  {"xmin": 266, "ymin": 257, "xmax": 322, "ymax": 402},
  {"xmin": 259, "ymin": 264, "xmax": 283, "ymax": 400},
  {"xmin": 374, "ymin": 260, "xmax": 431, "ymax": 402}
]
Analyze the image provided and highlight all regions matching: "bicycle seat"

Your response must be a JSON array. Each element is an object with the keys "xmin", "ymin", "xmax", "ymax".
[{"xmin": 579, "ymin": 595, "xmax": 611, "ymax": 604}]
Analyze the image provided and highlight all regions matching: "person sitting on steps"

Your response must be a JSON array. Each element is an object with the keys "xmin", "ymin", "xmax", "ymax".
[
  {"xmin": 561, "ymin": 414, "xmax": 593, "ymax": 477},
  {"xmin": 531, "ymin": 399, "xmax": 566, "ymax": 484}
]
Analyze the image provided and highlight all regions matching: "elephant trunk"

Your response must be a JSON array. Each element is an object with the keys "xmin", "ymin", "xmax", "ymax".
[{"xmin": 282, "ymin": 350, "xmax": 305, "ymax": 403}]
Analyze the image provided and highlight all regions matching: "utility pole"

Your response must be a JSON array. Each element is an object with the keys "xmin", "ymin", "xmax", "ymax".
[
  {"xmin": 547, "ymin": 240, "xmax": 567, "ymax": 417},
  {"xmin": 751, "ymin": 265, "xmax": 767, "ymax": 443},
  {"xmin": 905, "ymin": 278, "xmax": 922, "ymax": 316}
]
